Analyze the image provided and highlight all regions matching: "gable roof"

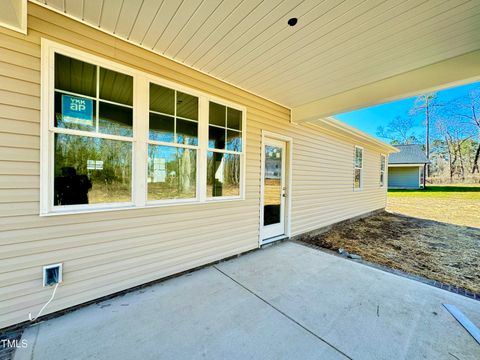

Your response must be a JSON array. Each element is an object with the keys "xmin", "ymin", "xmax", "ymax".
[{"xmin": 388, "ymin": 144, "xmax": 429, "ymax": 165}]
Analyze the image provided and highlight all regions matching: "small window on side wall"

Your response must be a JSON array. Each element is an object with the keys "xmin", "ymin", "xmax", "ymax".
[
  {"xmin": 380, "ymin": 155, "xmax": 386, "ymax": 187},
  {"xmin": 354, "ymin": 146, "xmax": 363, "ymax": 190}
]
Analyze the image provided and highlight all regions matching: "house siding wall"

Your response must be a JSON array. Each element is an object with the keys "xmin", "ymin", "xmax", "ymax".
[
  {"xmin": 0, "ymin": 3, "xmax": 388, "ymax": 329},
  {"xmin": 388, "ymin": 167, "xmax": 420, "ymax": 189}
]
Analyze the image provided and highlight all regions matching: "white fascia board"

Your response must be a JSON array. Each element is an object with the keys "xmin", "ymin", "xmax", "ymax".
[
  {"xmin": 291, "ymin": 50, "xmax": 480, "ymax": 122},
  {"xmin": 0, "ymin": 0, "xmax": 27, "ymax": 34}
]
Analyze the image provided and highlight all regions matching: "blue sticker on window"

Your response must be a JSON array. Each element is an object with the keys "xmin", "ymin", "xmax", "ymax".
[{"xmin": 62, "ymin": 94, "xmax": 94, "ymax": 126}]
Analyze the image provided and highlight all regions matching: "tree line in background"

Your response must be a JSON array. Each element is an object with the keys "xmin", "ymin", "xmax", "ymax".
[{"xmin": 376, "ymin": 87, "xmax": 480, "ymax": 183}]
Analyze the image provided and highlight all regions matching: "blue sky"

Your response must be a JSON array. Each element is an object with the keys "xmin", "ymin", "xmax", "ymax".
[{"xmin": 335, "ymin": 81, "xmax": 480, "ymax": 141}]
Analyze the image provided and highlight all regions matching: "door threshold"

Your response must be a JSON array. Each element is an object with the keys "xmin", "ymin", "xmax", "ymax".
[{"xmin": 260, "ymin": 235, "xmax": 288, "ymax": 246}]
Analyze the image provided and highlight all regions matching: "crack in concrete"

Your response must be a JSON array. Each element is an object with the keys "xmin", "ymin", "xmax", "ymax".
[{"xmin": 213, "ymin": 265, "xmax": 353, "ymax": 360}]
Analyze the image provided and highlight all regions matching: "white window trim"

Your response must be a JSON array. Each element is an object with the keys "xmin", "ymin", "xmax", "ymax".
[
  {"xmin": 40, "ymin": 39, "xmax": 246, "ymax": 216},
  {"xmin": 353, "ymin": 145, "xmax": 363, "ymax": 191},
  {"xmin": 380, "ymin": 154, "xmax": 386, "ymax": 188}
]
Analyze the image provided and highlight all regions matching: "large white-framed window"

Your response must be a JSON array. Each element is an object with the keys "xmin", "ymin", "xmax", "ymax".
[
  {"xmin": 380, "ymin": 154, "xmax": 386, "ymax": 187},
  {"xmin": 40, "ymin": 39, "xmax": 246, "ymax": 215},
  {"xmin": 354, "ymin": 146, "xmax": 363, "ymax": 190}
]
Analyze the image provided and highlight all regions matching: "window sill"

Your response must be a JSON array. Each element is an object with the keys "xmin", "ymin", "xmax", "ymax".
[
  {"xmin": 40, "ymin": 197, "xmax": 246, "ymax": 216},
  {"xmin": 206, "ymin": 196, "xmax": 243, "ymax": 202}
]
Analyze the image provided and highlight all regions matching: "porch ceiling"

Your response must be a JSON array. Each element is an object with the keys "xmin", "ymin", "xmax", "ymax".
[{"xmin": 32, "ymin": 0, "xmax": 480, "ymax": 119}]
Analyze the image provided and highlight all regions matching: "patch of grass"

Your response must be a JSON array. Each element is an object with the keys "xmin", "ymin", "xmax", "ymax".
[
  {"xmin": 388, "ymin": 184, "xmax": 480, "ymax": 199},
  {"xmin": 387, "ymin": 184, "xmax": 480, "ymax": 227}
]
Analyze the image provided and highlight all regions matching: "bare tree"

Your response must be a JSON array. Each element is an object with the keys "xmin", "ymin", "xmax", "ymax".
[
  {"xmin": 449, "ymin": 89, "xmax": 480, "ymax": 173},
  {"xmin": 410, "ymin": 93, "xmax": 442, "ymax": 177},
  {"xmin": 376, "ymin": 116, "xmax": 419, "ymax": 144},
  {"xmin": 435, "ymin": 117, "xmax": 472, "ymax": 181}
]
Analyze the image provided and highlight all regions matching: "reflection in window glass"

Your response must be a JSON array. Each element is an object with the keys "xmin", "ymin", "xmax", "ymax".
[
  {"xmin": 209, "ymin": 102, "xmax": 226, "ymax": 127},
  {"xmin": 209, "ymin": 126, "xmax": 225, "ymax": 149},
  {"xmin": 99, "ymin": 101, "xmax": 133, "ymax": 137},
  {"xmin": 227, "ymin": 108, "xmax": 242, "ymax": 130},
  {"xmin": 354, "ymin": 168, "xmax": 362, "ymax": 189},
  {"xmin": 209, "ymin": 102, "xmax": 242, "ymax": 151},
  {"xmin": 150, "ymin": 83, "xmax": 175, "ymax": 115},
  {"xmin": 176, "ymin": 119, "xmax": 198, "ymax": 145},
  {"xmin": 149, "ymin": 113, "xmax": 175, "ymax": 142},
  {"xmin": 226, "ymin": 130, "xmax": 242, "ymax": 151},
  {"xmin": 55, "ymin": 53, "xmax": 96, "ymax": 97},
  {"xmin": 149, "ymin": 83, "xmax": 199, "ymax": 145},
  {"xmin": 380, "ymin": 155, "xmax": 386, "ymax": 187},
  {"xmin": 54, "ymin": 53, "xmax": 134, "ymax": 139},
  {"xmin": 355, "ymin": 147, "xmax": 363, "ymax": 168},
  {"xmin": 54, "ymin": 133, "xmax": 132, "ymax": 205},
  {"xmin": 263, "ymin": 145, "xmax": 282, "ymax": 226},
  {"xmin": 147, "ymin": 145, "xmax": 196, "ymax": 200},
  {"xmin": 354, "ymin": 146, "xmax": 363, "ymax": 189},
  {"xmin": 177, "ymin": 91, "xmax": 198, "ymax": 120},
  {"xmin": 55, "ymin": 92, "xmax": 96, "ymax": 132},
  {"xmin": 99, "ymin": 67, "xmax": 133, "ymax": 106},
  {"xmin": 207, "ymin": 152, "xmax": 240, "ymax": 197}
]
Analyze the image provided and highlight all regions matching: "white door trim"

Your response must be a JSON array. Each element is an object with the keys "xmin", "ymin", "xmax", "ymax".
[{"xmin": 259, "ymin": 131, "xmax": 293, "ymax": 245}]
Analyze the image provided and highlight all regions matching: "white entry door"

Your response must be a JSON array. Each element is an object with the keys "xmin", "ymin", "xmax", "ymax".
[{"xmin": 261, "ymin": 137, "xmax": 287, "ymax": 243}]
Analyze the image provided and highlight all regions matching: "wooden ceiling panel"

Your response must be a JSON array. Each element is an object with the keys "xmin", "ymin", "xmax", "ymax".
[
  {"xmin": 254, "ymin": 1, "xmax": 480, "ymax": 104},
  {"xmin": 82, "ymin": 0, "xmax": 103, "ymax": 28},
  {"xmin": 98, "ymin": 0, "xmax": 122, "ymax": 33},
  {"xmin": 38, "ymin": 0, "xmax": 480, "ymax": 108}
]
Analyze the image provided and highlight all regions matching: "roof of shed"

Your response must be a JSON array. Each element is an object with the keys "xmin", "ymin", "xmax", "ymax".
[{"xmin": 388, "ymin": 144, "xmax": 429, "ymax": 164}]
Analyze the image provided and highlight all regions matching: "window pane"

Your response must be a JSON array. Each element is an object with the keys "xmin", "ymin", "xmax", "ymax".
[
  {"xmin": 99, "ymin": 101, "xmax": 133, "ymax": 137},
  {"xmin": 176, "ymin": 118, "xmax": 198, "ymax": 145},
  {"xmin": 209, "ymin": 102, "xmax": 226, "ymax": 127},
  {"xmin": 150, "ymin": 83, "xmax": 174, "ymax": 115},
  {"xmin": 177, "ymin": 91, "xmax": 198, "ymax": 120},
  {"xmin": 207, "ymin": 152, "xmax": 240, "ymax": 197},
  {"xmin": 149, "ymin": 113, "xmax": 174, "ymax": 142},
  {"xmin": 354, "ymin": 169, "xmax": 361, "ymax": 188},
  {"xmin": 209, "ymin": 126, "xmax": 225, "ymax": 149},
  {"xmin": 55, "ymin": 92, "xmax": 96, "ymax": 132},
  {"xmin": 54, "ymin": 133, "xmax": 132, "ymax": 205},
  {"xmin": 147, "ymin": 145, "xmax": 196, "ymax": 200},
  {"xmin": 55, "ymin": 53, "xmax": 96, "ymax": 97},
  {"xmin": 226, "ymin": 130, "xmax": 242, "ymax": 151},
  {"xmin": 227, "ymin": 108, "xmax": 242, "ymax": 130},
  {"xmin": 355, "ymin": 148, "xmax": 363, "ymax": 168},
  {"xmin": 99, "ymin": 67, "xmax": 133, "ymax": 106},
  {"xmin": 381, "ymin": 156, "xmax": 386, "ymax": 171},
  {"xmin": 264, "ymin": 145, "xmax": 282, "ymax": 226}
]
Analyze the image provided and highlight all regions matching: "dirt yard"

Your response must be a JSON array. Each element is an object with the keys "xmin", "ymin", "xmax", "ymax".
[
  {"xmin": 387, "ymin": 184, "xmax": 480, "ymax": 228},
  {"xmin": 299, "ymin": 211, "xmax": 480, "ymax": 293}
]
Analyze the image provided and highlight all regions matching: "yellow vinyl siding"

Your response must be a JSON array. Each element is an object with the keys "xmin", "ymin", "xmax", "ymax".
[{"xmin": 0, "ymin": 3, "xmax": 387, "ymax": 329}]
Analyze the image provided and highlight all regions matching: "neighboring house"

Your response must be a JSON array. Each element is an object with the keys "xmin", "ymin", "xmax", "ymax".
[
  {"xmin": 0, "ymin": 1, "xmax": 475, "ymax": 330},
  {"xmin": 388, "ymin": 145, "xmax": 429, "ymax": 189}
]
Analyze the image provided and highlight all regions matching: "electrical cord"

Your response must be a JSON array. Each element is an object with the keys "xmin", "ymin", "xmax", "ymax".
[{"xmin": 29, "ymin": 283, "xmax": 59, "ymax": 322}]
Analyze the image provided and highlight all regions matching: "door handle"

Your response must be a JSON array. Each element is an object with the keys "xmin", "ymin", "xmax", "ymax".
[{"xmin": 282, "ymin": 187, "xmax": 287, "ymax": 198}]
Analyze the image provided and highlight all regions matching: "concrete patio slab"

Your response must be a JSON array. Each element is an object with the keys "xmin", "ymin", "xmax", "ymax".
[{"xmin": 13, "ymin": 242, "xmax": 480, "ymax": 360}]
